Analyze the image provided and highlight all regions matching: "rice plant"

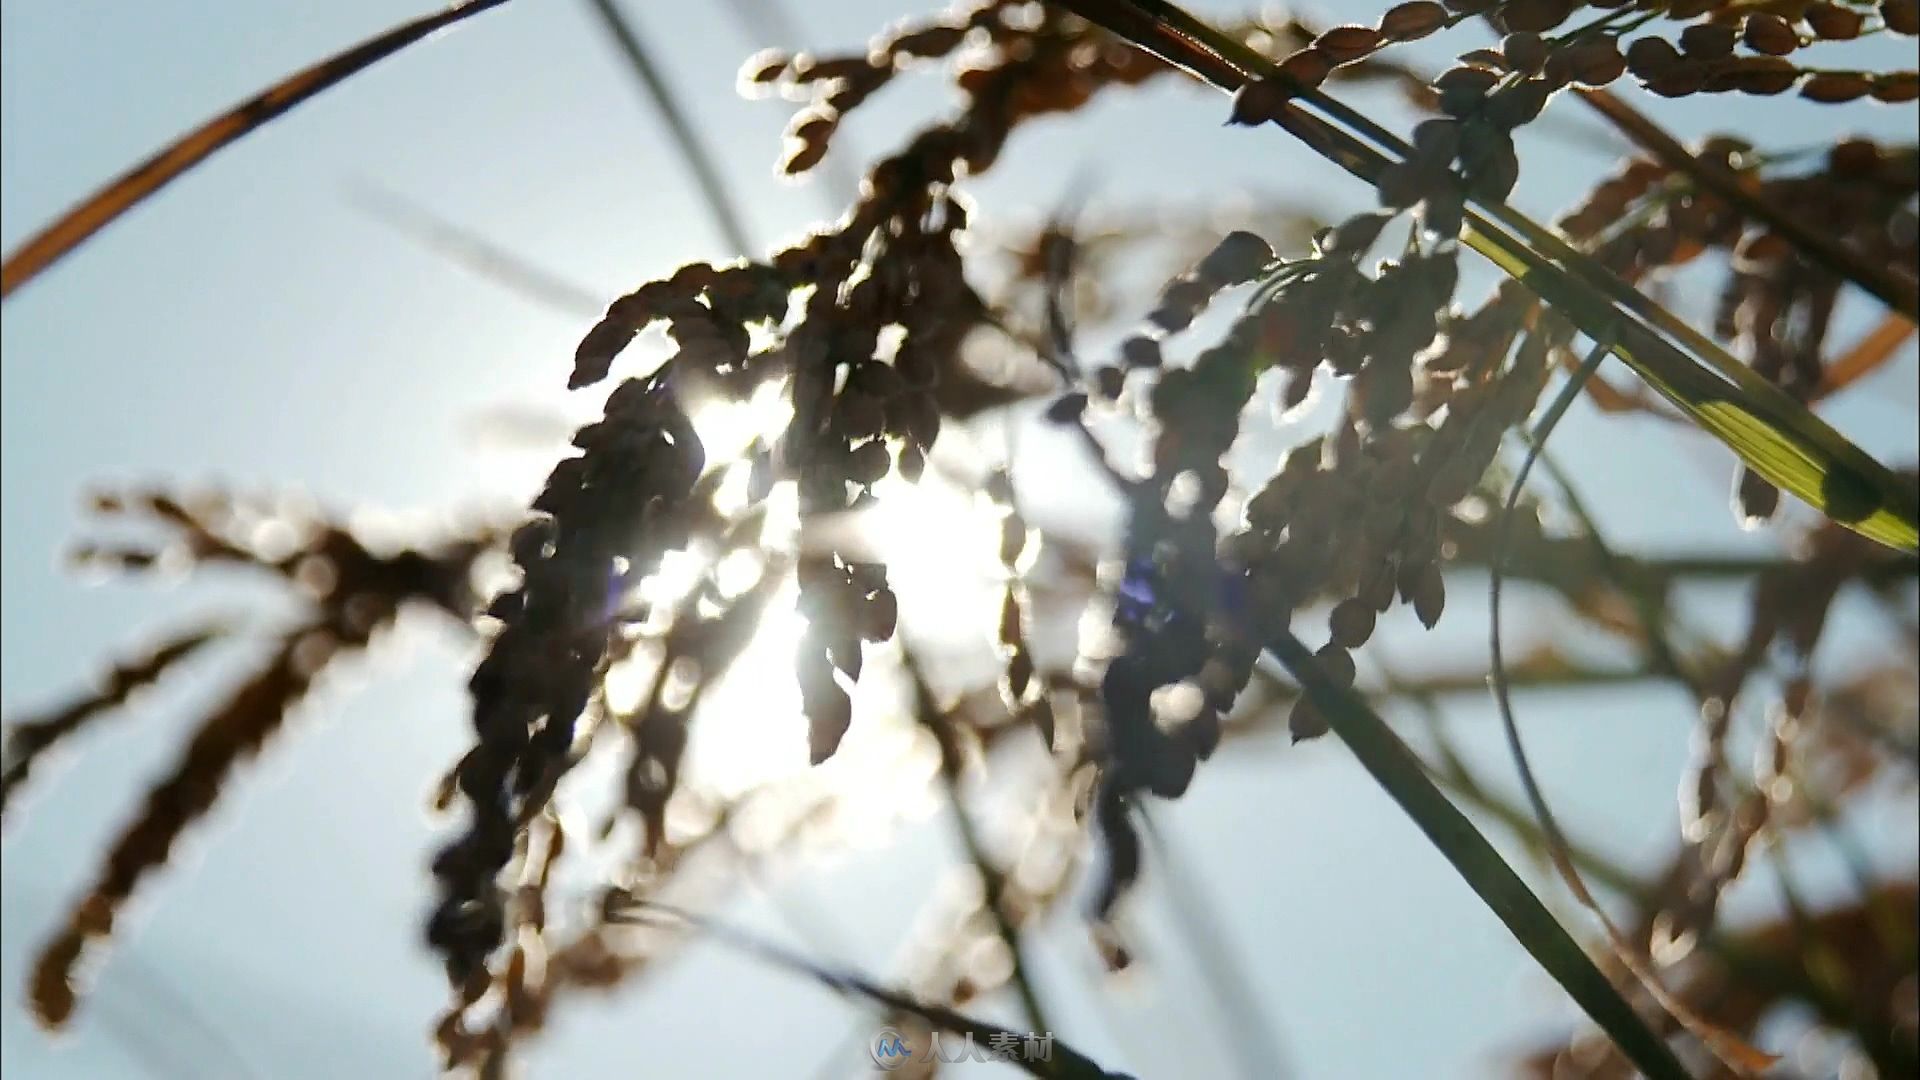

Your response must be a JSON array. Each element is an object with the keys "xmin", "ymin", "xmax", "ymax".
[{"xmin": 3, "ymin": 2, "xmax": 1915, "ymax": 1076}]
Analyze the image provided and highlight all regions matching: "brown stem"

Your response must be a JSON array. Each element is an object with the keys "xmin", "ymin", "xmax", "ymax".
[{"xmin": 1578, "ymin": 87, "xmax": 1920, "ymax": 322}]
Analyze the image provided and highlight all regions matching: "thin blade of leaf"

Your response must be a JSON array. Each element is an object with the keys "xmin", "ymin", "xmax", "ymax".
[
  {"xmin": 345, "ymin": 180, "xmax": 602, "ymax": 317},
  {"xmin": 1490, "ymin": 337, "xmax": 1777, "ymax": 1077},
  {"xmin": 1262, "ymin": 631, "xmax": 1694, "ymax": 1080},
  {"xmin": 583, "ymin": 0, "xmax": 754, "ymax": 257},
  {"xmin": 0, "ymin": 0, "xmax": 513, "ymax": 299},
  {"xmin": 1459, "ymin": 228, "xmax": 1917, "ymax": 553}
]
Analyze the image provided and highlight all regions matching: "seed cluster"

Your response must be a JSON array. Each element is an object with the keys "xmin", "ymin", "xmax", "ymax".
[
  {"xmin": 1551, "ymin": 136, "xmax": 1918, "ymax": 525},
  {"xmin": 6, "ymin": 1, "xmax": 1915, "ymax": 1072},
  {"xmin": 1059, "ymin": 197, "xmax": 1575, "ymax": 925},
  {"xmin": 1664, "ymin": 508, "xmax": 1918, "ymax": 950},
  {"xmin": 1227, "ymin": 3, "xmax": 1460, "ymax": 114},
  {"xmin": 431, "ymin": 372, "xmax": 706, "ymax": 991},
  {"xmin": 433, "ymin": 0, "xmax": 1206, "ymax": 1014},
  {"xmin": 1617, "ymin": 2, "xmax": 1919, "ymax": 102},
  {"xmin": 984, "ymin": 469, "xmax": 1047, "ymax": 733},
  {"xmin": 1061, "ymin": 0, "xmax": 1909, "ymax": 925},
  {"xmin": 0, "ymin": 624, "xmax": 224, "ymax": 815},
  {"xmin": 750, "ymin": 2, "xmax": 1162, "ymax": 179},
  {"xmin": 10, "ymin": 488, "xmax": 487, "ymax": 1027},
  {"xmin": 1431, "ymin": 0, "xmax": 1920, "ymax": 103}
]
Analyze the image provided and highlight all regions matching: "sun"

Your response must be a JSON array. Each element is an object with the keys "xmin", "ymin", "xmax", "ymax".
[{"xmin": 599, "ymin": 386, "xmax": 1012, "ymax": 805}]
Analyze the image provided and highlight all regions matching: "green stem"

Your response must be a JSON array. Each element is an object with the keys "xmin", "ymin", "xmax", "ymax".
[
  {"xmin": 1426, "ymin": 724, "xmax": 1906, "ymax": 1072},
  {"xmin": 1262, "ymin": 630, "xmax": 1692, "ymax": 1080}
]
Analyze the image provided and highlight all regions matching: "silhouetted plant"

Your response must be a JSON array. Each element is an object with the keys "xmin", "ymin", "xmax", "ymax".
[{"xmin": 3, "ymin": 2, "xmax": 1916, "ymax": 1077}]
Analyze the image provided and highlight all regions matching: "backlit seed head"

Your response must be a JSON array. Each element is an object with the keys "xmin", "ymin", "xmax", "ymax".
[
  {"xmin": 836, "ymin": 390, "xmax": 887, "ymax": 440},
  {"xmin": 789, "ymin": 110, "xmax": 838, "ymax": 145},
  {"xmin": 1829, "ymin": 138, "xmax": 1883, "ymax": 176},
  {"xmin": 1485, "ymin": 80, "xmax": 1553, "ymax": 130},
  {"xmin": 1355, "ymin": 360, "xmax": 1415, "ymax": 426},
  {"xmin": 1464, "ymin": 133, "xmax": 1521, "ymax": 200},
  {"xmin": 896, "ymin": 444, "xmax": 926, "ymax": 483},
  {"xmin": 1314, "ymin": 26, "xmax": 1385, "ymax": 66},
  {"xmin": 1805, "ymin": 3, "xmax": 1865, "ymax": 40},
  {"xmin": 1741, "ymin": 13, "xmax": 1801, "ymax": 56},
  {"xmin": 1121, "ymin": 336, "xmax": 1163, "ymax": 370},
  {"xmin": 742, "ymin": 49, "xmax": 791, "ymax": 86},
  {"xmin": 1870, "ymin": 72, "xmax": 1919, "ymax": 103},
  {"xmin": 1381, "ymin": 2, "xmax": 1449, "ymax": 42},
  {"xmin": 1174, "ymin": 694, "xmax": 1224, "ymax": 758},
  {"xmin": 1427, "ymin": 447, "xmax": 1484, "ymax": 507},
  {"xmin": 1502, "ymin": 32, "xmax": 1549, "ymax": 75},
  {"xmin": 998, "ymin": 590, "xmax": 1023, "ymax": 647},
  {"xmin": 1196, "ymin": 231, "xmax": 1275, "ymax": 286},
  {"xmin": 1411, "ymin": 563, "xmax": 1446, "ymax": 629},
  {"xmin": 1722, "ymin": 56, "xmax": 1800, "ymax": 96},
  {"xmin": 1435, "ymin": 65, "xmax": 1499, "ymax": 115},
  {"xmin": 1735, "ymin": 468, "xmax": 1782, "ymax": 527},
  {"xmin": 790, "ymin": 54, "xmax": 877, "ymax": 84},
  {"xmin": 1396, "ymin": 557, "xmax": 1430, "ymax": 602},
  {"xmin": 1680, "ymin": 24, "xmax": 1738, "ymax": 61},
  {"xmin": 1419, "ymin": 192, "xmax": 1466, "ymax": 239},
  {"xmin": 1565, "ymin": 38, "xmax": 1626, "ymax": 87},
  {"xmin": 783, "ymin": 137, "xmax": 831, "ymax": 176},
  {"xmin": 1376, "ymin": 162, "xmax": 1429, "ymax": 209},
  {"xmin": 1150, "ymin": 278, "xmax": 1213, "ymax": 331},
  {"xmin": 1497, "ymin": 0, "xmax": 1575, "ymax": 34},
  {"xmin": 1644, "ymin": 66, "xmax": 1708, "ymax": 98},
  {"xmin": 1625, "ymin": 37, "xmax": 1683, "ymax": 79},
  {"xmin": 805, "ymin": 680, "xmax": 853, "ymax": 765},
  {"xmin": 1412, "ymin": 116, "xmax": 1463, "ymax": 164},
  {"xmin": 1277, "ymin": 50, "xmax": 1334, "ymax": 93},
  {"xmin": 999, "ymin": 515, "xmax": 1028, "ymax": 567},
  {"xmin": 1886, "ymin": 0, "xmax": 1920, "ymax": 36},
  {"xmin": 1359, "ymin": 559, "xmax": 1398, "ymax": 611},
  {"xmin": 890, "ymin": 24, "xmax": 967, "ymax": 59},
  {"xmin": 1228, "ymin": 76, "xmax": 1294, "ymax": 126},
  {"xmin": 1801, "ymin": 71, "xmax": 1874, "ymax": 103},
  {"xmin": 1004, "ymin": 647, "xmax": 1034, "ymax": 701},
  {"xmin": 1288, "ymin": 698, "xmax": 1329, "ymax": 742},
  {"xmin": 1328, "ymin": 597, "xmax": 1377, "ymax": 648},
  {"xmin": 861, "ymin": 587, "xmax": 899, "ymax": 642},
  {"xmin": 1278, "ymin": 369, "xmax": 1315, "ymax": 413},
  {"xmin": 1315, "ymin": 643, "xmax": 1357, "ymax": 687},
  {"xmin": 1328, "ymin": 210, "xmax": 1396, "ymax": 257},
  {"xmin": 847, "ymin": 440, "xmax": 891, "ymax": 485}
]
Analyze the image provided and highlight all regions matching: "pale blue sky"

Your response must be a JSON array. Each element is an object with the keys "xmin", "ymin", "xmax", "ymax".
[{"xmin": 3, "ymin": 3, "xmax": 1916, "ymax": 1078}]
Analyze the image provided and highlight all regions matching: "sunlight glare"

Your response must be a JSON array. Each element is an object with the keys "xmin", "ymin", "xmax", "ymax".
[{"xmin": 677, "ymin": 441, "xmax": 1009, "ymax": 811}]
